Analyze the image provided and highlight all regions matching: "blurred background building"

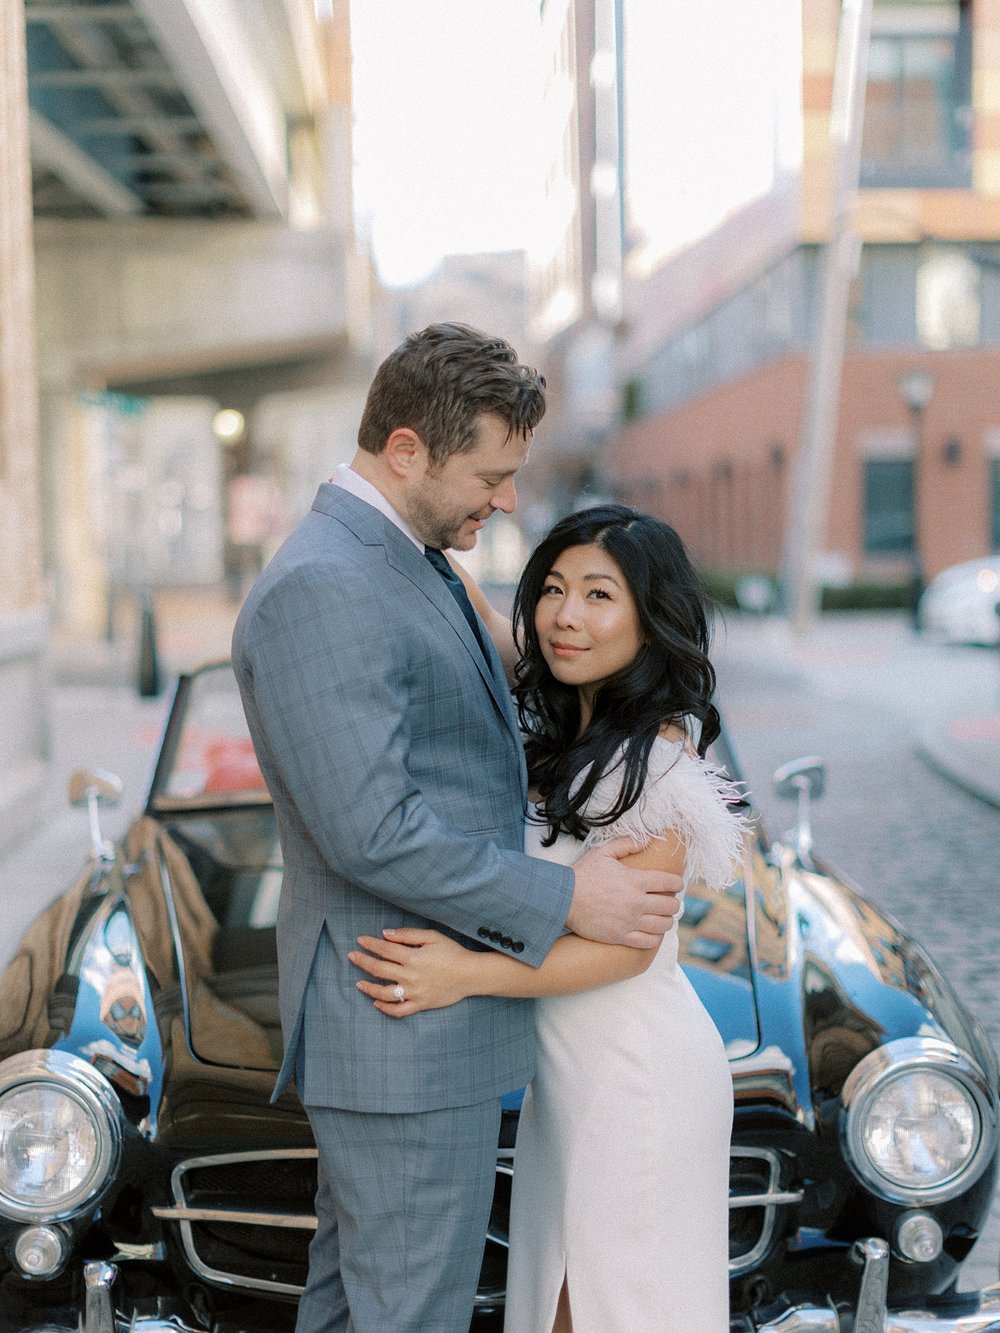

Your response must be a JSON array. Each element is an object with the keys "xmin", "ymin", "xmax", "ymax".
[
  {"xmin": 6, "ymin": 0, "xmax": 1000, "ymax": 850},
  {"xmin": 608, "ymin": 0, "xmax": 1000, "ymax": 605},
  {"xmin": 525, "ymin": 0, "xmax": 626, "ymax": 519},
  {"xmin": 398, "ymin": 0, "xmax": 993, "ymax": 611},
  {"xmin": 1, "ymin": 0, "xmax": 373, "ymax": 847}
]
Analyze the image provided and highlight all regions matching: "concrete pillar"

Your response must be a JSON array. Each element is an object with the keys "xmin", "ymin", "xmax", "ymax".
[{"xmin": 0, "ymin": 0, "xmax": 51, "ymax": 850}]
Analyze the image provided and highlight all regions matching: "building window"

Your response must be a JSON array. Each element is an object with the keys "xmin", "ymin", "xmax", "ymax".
[
  {"xmin": 917, "ymin": 248, "xmax": 980, "ymax": 348},
  {"xmin": 864, "ymin": 458, "xmax": 914, "ymax": 554},
  {"xmin": 857, "ymin": 247, "xmax": 919, "ymax": 344},
  {"xmin": 992, "ymin": 459, "xmax": 1000, "ymax": 551},
  {"xmin": 862, "ymin": 1, "xmax": 971, "ymax": 188}
]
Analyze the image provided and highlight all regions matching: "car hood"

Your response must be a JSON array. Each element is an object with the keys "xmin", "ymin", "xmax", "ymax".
[
  {"xmin": 5, "ymin": 818, "xmax": 750, "ymax": 1109},
  {"xmin": 735, "ymin": 840, "xmax": 999, "ymax": 1125},
  {"xmin": 678, "ymin": 882, "xmax": 759, "ymax": 1061},
  {"xmin": 179, "ymin": 871, "xmax": 764, "ymax": 1079},
  {"xmin": 8, "ymin": 812, "xmax": 987, "ymax": 1143}
]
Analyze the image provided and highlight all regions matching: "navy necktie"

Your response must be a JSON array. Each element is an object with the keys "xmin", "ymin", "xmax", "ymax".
[{"xmin": 423, "ymin": 547, "xmax": 489, "ymax": 658}]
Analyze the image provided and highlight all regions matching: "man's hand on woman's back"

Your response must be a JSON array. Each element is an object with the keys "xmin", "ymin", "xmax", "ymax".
[{"xmin": 567, "ymin": 836, "xmax": 683, "ymax": 949}]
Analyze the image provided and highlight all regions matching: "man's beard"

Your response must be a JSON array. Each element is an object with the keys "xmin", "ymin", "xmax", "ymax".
[{"xmin": 408, "ymin": 486, "xmax": 476, "ymax": 551}]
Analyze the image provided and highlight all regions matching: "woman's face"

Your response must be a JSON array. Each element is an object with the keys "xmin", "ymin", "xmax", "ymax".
[{"xmin": 533, "ymin": 542, "xmax": 644, "ymax": 713}]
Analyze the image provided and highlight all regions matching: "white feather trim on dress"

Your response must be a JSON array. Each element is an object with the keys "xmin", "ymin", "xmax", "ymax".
[{"xmin": 577, "ymin": 736, "xmax": 750, "ymax": 891}]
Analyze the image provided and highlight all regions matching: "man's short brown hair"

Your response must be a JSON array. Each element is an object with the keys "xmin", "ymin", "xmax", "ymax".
[{"xmin": 357, "ymin": 323, "xmax": 546, "ymax": 467}]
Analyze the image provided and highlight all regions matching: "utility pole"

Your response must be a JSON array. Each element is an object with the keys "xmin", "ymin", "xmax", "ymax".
[{"xmin": 781, "ymin": 0, "xmax": 874, "ymax": 633}]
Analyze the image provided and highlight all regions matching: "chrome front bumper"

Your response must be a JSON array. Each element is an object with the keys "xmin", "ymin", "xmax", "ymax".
[
  {"xmin": 56, "ymin": 1245, "xmax": 1000, "ymax": 1333},
  {"xmin": 77, "ymin": 1259, "xmax": 202, "ymax": 1332},
  {"xmin": 749, "ymin": 1239, "xmax": 1000, "ymax": 1332}
]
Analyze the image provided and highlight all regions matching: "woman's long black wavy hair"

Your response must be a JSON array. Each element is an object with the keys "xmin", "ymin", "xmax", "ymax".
[{"xmin": 512, "ymin": 504, "xmax": 720, "ymax": 845}]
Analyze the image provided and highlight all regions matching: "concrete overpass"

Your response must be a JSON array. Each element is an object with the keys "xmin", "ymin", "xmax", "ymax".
[
  {"xmin": 1, "ymin": 0, "xmax": 372, "ymax": 850},
  {"xmin": 26, "ymin": 0, "xmax": 326, "ymax": 221}
]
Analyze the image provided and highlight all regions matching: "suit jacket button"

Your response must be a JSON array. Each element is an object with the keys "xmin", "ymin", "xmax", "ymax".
[
  {"xmin": 477, "ymin": 927, "xmax": 491, "ymax": 939},
  {"xmin": 501, "ymin": 935, "xmax": 513, "ymax": 949},
  {"xmin": 489, "ymin": 930, "xmax": 503, "ymax": 943},
  {"xmin": 511, "ymin": 941, "xmax": 525, "ymax": 954}
]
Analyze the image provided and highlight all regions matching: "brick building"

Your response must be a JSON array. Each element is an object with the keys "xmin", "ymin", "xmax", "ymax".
[{"xmin": 610, "ymin": 0, "xmax": 1000, "ymax": 589}]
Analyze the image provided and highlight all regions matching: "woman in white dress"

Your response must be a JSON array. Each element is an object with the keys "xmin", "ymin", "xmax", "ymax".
[{"xmin": 351, "ymin": 505, "xmax": 746, "ymax": 1332}]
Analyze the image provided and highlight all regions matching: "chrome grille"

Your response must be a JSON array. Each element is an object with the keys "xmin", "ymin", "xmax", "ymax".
[
  {"xmin": 151, "ymin": 1146, "xmax": 513, "ymax": 1304},
  {"xmin": 152, "ymin": 1144, "xmax": 801, "ymax": 1300},
  {"xmin": 729, "ymin": 1147, "xmax": 803, "ymax": 1275},
  {"xmin": 152, "ymin": 1148, "xmax": 317, "ymax": 1296}
]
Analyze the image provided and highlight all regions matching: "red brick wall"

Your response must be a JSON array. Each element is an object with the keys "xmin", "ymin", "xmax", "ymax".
[{"xmin": 609, "ymin": 349, "xmax": 999, "ymax": 580}]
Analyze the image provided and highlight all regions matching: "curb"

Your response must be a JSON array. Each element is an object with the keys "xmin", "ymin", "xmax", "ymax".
[
  {"xmin": 914, "ymin": 735, "xmax": 1000, "ymax": 812},
  {"xmin": 49, "ymin": 639, "xmax": 133, "ymax": 690}
]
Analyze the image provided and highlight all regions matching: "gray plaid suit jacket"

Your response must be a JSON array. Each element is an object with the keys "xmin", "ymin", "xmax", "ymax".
[{"xmin": 232, "ymin": 484, "xmax": 574, "ymax": 1112}]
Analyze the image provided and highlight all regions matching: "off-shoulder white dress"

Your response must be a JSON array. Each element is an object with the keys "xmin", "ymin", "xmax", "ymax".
[{"xmin": 504, "ymin": 737, "xmax": 745, "ymax": 1333}]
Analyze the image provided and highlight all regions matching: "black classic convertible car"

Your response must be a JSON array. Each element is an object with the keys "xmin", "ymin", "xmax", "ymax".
[{"xmin": 0, "ymin": 660, "xmax": 998, "ymax": 1332}]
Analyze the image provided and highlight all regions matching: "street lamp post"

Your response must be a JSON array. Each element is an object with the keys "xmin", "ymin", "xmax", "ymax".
[{"xmin": 898, "ymin": 368, "xmax": 934, "ymax": 630}]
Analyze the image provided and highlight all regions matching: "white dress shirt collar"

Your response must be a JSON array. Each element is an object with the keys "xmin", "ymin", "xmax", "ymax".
[{"xmin": 331, "ymin": 462, "xmax": 423, "ymax": 550}]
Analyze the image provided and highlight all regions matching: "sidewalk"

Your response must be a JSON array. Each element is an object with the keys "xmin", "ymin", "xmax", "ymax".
[
  {"xmin": 0, "ymin": 586, "xmax": 241, "ymax": 958},
  {"xmin": 918, "ymin": 713, "xmax": 1000, "ymax": 810},
  {"xmin": 49, "ymin": 583, "xmax": 241, "ymax": 689},
  {"xmin": 712, "ymin": 610, "xmax": 1000, "ymax": 811}
]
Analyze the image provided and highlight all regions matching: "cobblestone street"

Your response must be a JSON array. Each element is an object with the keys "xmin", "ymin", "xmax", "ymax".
[{"xmin": 714, "ymin": 611, "xmax": 1000, "ymax": 1292}]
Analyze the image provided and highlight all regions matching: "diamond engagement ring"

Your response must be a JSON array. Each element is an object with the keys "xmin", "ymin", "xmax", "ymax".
[{"xmin": 392, "ymin": 983, "xmax": 406, "ymax": 1002}]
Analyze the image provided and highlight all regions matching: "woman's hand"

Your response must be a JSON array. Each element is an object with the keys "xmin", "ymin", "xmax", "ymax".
[{"xmin": 348, "ymin": 927, "xmax": 478, "ymax": 1017}]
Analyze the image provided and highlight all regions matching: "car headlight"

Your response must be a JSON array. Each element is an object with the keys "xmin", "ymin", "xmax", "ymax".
[
  {"xmin": 0, "ymin": 1050, "xmax": 122, "ymax": 1221},
  {"xmin": 842, "ymin": 1037, "xmax": 997, "ymax": 1204}
]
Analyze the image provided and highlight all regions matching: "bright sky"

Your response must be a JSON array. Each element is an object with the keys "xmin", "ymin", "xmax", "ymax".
[
  {"xmin": 349, "ymin": 0, "xmax": 803, "ymax": 288},
  {"xmin": 623, "ymin": 0, "xmax": 802, "ymax": 276}
]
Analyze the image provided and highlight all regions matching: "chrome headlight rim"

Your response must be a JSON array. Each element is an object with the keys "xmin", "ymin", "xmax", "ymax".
[
  {"xmin": 841, "ymin": 1036, "xmax": 997, "ymax": 1205},
  {"xmin": 0, "ymin": 1049, "xmax": 123, "ymax": 1223}
]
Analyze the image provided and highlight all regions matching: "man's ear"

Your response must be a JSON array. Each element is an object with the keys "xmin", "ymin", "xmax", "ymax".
[{"xmin": 384, "ymin": 427, "xmax": 427, "ymax": 480}]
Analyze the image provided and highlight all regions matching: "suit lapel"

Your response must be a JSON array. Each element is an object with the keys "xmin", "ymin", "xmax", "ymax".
[
  {"xmin": 317, "ymin": 485, "xmax": 524, "ymax": 756},
  {"xmin": 386, "ymin": 540, "xmax": 520, "ymax": 735}
]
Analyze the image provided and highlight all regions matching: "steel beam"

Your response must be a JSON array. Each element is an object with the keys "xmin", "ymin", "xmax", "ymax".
[
  {"xmin": 25, "ymin": 4, "xmax": 137, "ymax": 22},
  {"xmin": 31, "ymin": 67, "xmax": 179, "ymax": 89},
  {"xmin": 77, "ymin": 115, "xmax": 201, "ymax": 134},
  {"xmin": 30, "ymin": 108, "xmax": 144, "ymax": 214}
]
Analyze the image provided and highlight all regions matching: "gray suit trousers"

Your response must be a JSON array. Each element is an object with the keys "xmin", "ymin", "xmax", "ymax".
[{"xmin": 296, "ymin": 1100, "xmax": 502, "ymax": 1333}]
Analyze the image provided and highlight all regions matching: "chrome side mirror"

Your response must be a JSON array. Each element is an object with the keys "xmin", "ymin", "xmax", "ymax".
[
  {"xmin": 69, "ymin": 768, "xmax": 122, "ymax": 862},
  {"xmin": 772, "ymin": 757, "xmax": 826, "ymax": 867}
]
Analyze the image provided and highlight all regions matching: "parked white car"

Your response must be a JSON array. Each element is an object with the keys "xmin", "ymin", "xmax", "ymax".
[{"xmin": 919, "ymin": 555, "xmax": 1000, "ymax": 645}]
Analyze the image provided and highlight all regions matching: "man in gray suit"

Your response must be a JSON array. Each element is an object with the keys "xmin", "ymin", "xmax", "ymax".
[{"xmin": 232, "ymin": 324, "xmax": 681, "ymax": 1332}]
